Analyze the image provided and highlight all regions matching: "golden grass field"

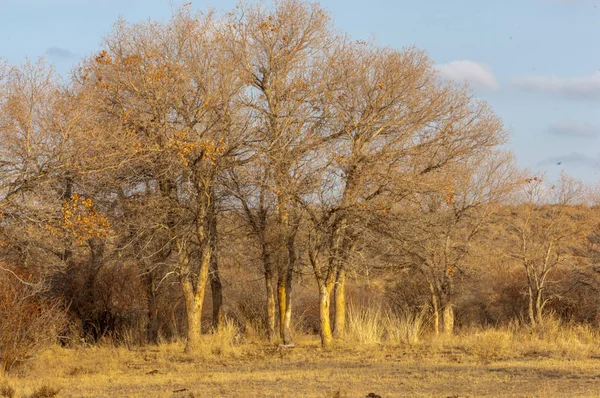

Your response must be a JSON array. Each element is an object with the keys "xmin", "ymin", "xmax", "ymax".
[{"xmin": 3, "ymin": 321, "xmax": 600, "ymax": 398}]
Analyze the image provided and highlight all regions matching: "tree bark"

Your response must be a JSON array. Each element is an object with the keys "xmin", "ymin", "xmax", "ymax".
[
  {"xmin": 281, "ymin": 234, "xmax": 295, "ymax": 345},
  {"xmin": 442, "ymin": 303, "xmax": 454, "ymax": 335},
  {"xmin": 535, "ymin": 287, "xmax": 544, "ymax": 325},
  {"xmin": 318, "ymin": 283, "xmax": 334, "ymax": 349},
  {"xmin": 282, "ymin": 268, "xmax": 294, "ymax": 345},
  {"xmin": 528, "ymin": 285, "xmax": 537, "ymax": 327},
  {"xmin": 277, "ymin": 277, "xmax": 287, "ymax": 340},
  {"xmin": 181, "ymin": 278, "xmax": 203, "ymax": 353},
  {"xmin": 431, "ymin": 293, "xmax": 440, "ymax": 336},
  {"xmin": 264, "ymin": 264, "xmax": 276, "ymax": 341},
  {"xmin": 208, "ymin": 192, "xmax": 224, "ymax": 330},
  {"xmin": 180, "ymin": 244, "xmax": 211, "ymax": 353},
  {"xmin": 333, "ymin": 267, "xmax": 346, "ymax": 338},
  {"xmin": 210, "ymin": 260, "xmax": 224, "ymax": 330}
]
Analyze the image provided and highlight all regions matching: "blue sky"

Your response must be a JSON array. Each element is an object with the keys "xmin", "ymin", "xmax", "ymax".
[{"xmin": 2, "ymin": 0, "xmax": 599, "ymax": 182}]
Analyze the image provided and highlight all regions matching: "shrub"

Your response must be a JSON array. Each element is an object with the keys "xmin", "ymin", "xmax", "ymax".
[
  {"xmin": 28, "ymin": 386, "xmax": 61, "ymax": 398},
  {"xmin": 0, "ymin": 268, "xmax": 66, "ymax": 372},
  {"xmin": 0, "ymin": 383, "xmax": 15, "ymax": 398},
  {"xmin": 462, "ymin": 329, "xmax": 514, "ymax": 360}
]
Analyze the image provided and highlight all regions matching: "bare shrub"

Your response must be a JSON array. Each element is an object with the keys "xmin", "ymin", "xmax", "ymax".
[{"xmin": 0, "ymin": 268, "xmax": 66, "ymax": 372}]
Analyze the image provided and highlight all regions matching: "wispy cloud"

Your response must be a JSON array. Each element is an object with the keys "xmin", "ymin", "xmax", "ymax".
[
  {"xmin": 512, "ymin": 72, "xmax": 600, "ymax": 100},
  {"xmin": 548, "ymin": 122, "xmax": 600, "ymax": 138},
  {"xmin": 538, "ymin": 152, "xmax": 600, "ymax": 169},
  {"xmin": 46, "ymin": 46, "xmax": 76, "ymax": 59},
  {"xmin": 436, "ymin": 60, "xmax": 499, "ymax": 91}
]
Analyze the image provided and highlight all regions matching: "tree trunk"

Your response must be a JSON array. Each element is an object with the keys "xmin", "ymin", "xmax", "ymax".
[
  {"xmin": 318, "ymin": 283, "xmax": 334, "ymax": 349},
  {"xmin": 431, "ymin": 293, "xmax": 440, "ymax": 336},
  {"xmin": 181, "ymin": 279, "xmax": 203, "ymax": 353},
  {"xmin": 282, "ymin": 266, "xmax": 294, "ymax": 346},
  {"xmin": 208, "ymin": 194, "xmax": 224, "ymax": 330},
  {"xmin": 274, "ymin": 185, "xmax": 296, "ymax": 346},
  {"xmin": 535, "ymin": 287, "xmax": 544, "ymax": 325},
  {"xmin": 528, "ymin": 286, "xmax": 537, "ymax": 327},
  {"xmin": 333, "ymin": 267, "xmax": 346, "ymax": 338},
  {"xmin": 280, "ymin": 232, "xmax": 296, "ymax": 346},
  {"xmin": 442, "ymin": 303, "xmax": 454, "ymax": 335},
  {"xmin": 180, "ymin": 247, "xmax": 211, "ymax": 353},
  {"xmin": 277, "ymin": 277, "xmax": 286, "ymax": 340},
  {"xmin": 210, "ymin": 263, "xmax": 224, "ymax": 330},
  {"xmin": 144, "ymin": 271, "xmax": 160, "ymax": 344},
  {"xmin": 265, "ymin": 267, "xmax": 276, "ymax": 341}
]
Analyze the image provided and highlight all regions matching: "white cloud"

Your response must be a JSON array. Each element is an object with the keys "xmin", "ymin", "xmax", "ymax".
[
  {"xmin": 436, "ymin": 60, "xmax": 499, "ymax": 91},
  {"xmin": 512, "ymin": 72, "xmax": 600, "ymax": 100},
  {"xmin": 548, "ymin": 122, "xmax": 600, "ymax": 138}
]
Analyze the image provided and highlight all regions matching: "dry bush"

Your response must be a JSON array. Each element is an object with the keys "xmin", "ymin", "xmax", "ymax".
[
  {"xmin": 27, "ymin": 385, "xmax": 60, "ymax": 398},
  {"xmin": 0, "ymin": 270, "xmax": 66, "ymax": 372},
  {"xmin": 57, "ymin": 260, "xmax": 149, "ymax": 346},
  {"xmin": 195, "ymin": 319, "xmax": 242, "ymax": 358},
  {"xmin": 460, "ymin": 329, "xmax": 514, "ymax": 361},
  {"xmin": 0, "ymin": 383, "xmax": 15, "ymax": 398},
  {"xmin": 224, "ymin": 273, "xmax": 267, "ymax": 335}
]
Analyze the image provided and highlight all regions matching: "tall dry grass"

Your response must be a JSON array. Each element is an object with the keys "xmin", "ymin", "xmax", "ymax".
[
  {"xmin": 343, "ymin": 305, "xmax": 600, "ymax": 361},
  {"xmin": 448, "ymin": 314, "xmax": 600, "ymax": 361},
  {"xmin": 344, "ymin": 305, "xmax": 427, "ymax": 347}
]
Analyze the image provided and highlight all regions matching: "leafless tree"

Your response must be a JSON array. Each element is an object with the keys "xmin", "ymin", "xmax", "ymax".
[{"xmin": 503, "ymin": 174, "xmax": 591, "ymax": 327}]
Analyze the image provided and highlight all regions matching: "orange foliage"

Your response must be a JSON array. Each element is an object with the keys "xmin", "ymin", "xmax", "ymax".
[
  {"xmin": 167, "ymin": 132, "xmax": 226, "ymax": 166},
  {"xmin": 61, "ymin": 193, "xmax": 110, "ymax": 244}
]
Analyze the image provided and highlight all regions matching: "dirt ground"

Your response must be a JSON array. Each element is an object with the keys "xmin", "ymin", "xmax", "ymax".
[{"xmin": 2, "ymin": 341, "xmax": 600, "ymax": 398}]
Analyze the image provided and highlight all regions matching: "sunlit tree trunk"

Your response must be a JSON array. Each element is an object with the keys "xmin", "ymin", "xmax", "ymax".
[
  {"xmin": 180, "ymin": 245, "xmax": 211, "ymax": 353},
  {"xmin": 333, "ymin": 267, "xmax": 346, "ymax": 338},
  {"xmin": 442, "ymin": 303, "xmax": 454, "ymax": 335},
  {"xmin": 262, "ymin": 245, "xmax": 276, "ymax": 341},
  {"xmin": 282, "ymin": 235, "xmax": 295, "ymax": 346},
  {"xmin": 431, "ymin": 291, "xmax": 440, "ymax": 336},
  {"xmin": 318, "ymin": 282, "xmax": 334, "ymax": 349}
]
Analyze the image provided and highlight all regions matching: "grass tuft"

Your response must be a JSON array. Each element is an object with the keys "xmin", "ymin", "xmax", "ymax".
[{"xmin": 28, "ymin": 386, "xmax": 61, "ymax": 398}]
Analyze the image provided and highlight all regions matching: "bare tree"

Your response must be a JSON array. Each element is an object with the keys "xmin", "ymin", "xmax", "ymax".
[
  {"xmin": 386, "ymin": 151, "xmax": 517, "ymax": 334},
  {"xmin": 503, "ymin": 174, "xmax": 591, "ymax": 327},
  {"xmin": 298, "ymin": 33, "xmax": 511, "ymax": 344},
  {"xmin": 218, "ymin": 0, "xmax": 336, "ymax": 345},
  {"xmin": 74, "ymin": 9, "xmax": 247, "ymax": 352},
  {"xmin": 225, "ymin": 163, "xmax": 279, "ymax": 340}
]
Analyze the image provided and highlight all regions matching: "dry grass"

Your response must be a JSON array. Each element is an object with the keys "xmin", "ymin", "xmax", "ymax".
[
  {"xmin": 344, "ymin": 305, "xmax": 427, "ymax": 347},
  {"xmin": 2, "ymin": 315, "xmax": 600, "ymax": 397}
]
